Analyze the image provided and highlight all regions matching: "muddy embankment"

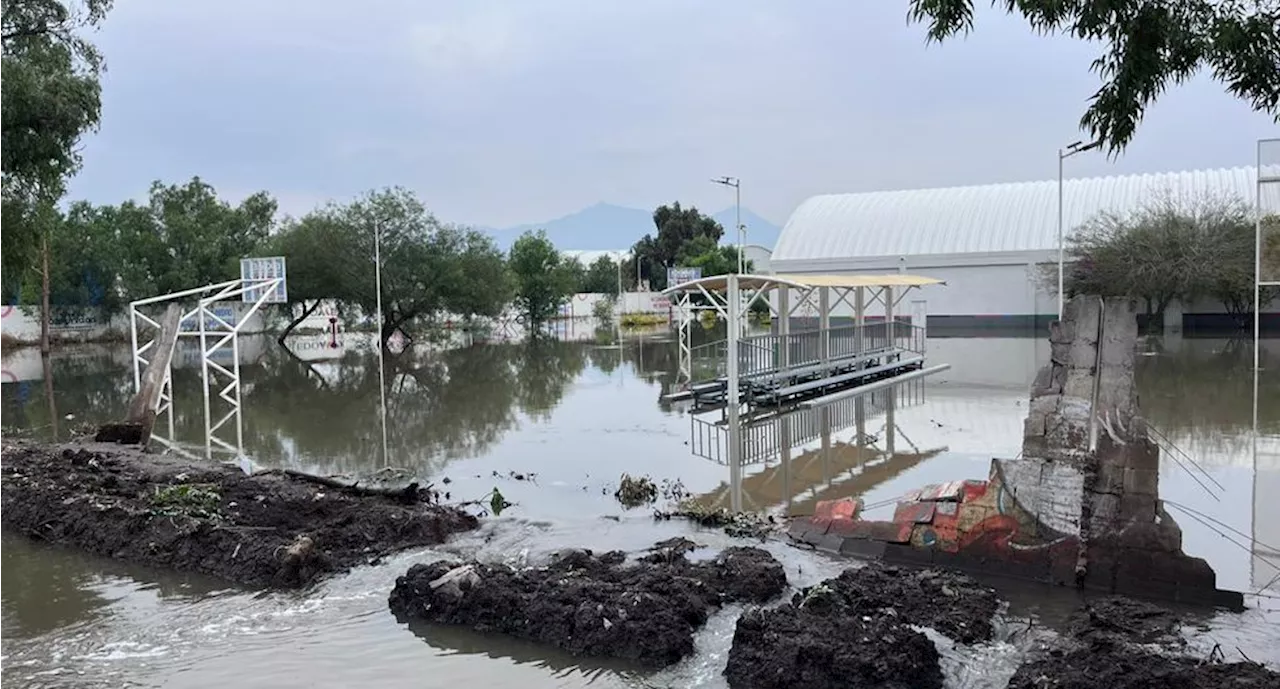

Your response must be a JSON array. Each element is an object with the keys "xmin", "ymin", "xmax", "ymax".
[
  {"xmin": 1008, "ymin": 596, "xmax": 1279, "ymax": 689},
  {"xmin": 391, "ymin": 544, "xmax": 1278, "ymax": 689},
  {"xmin": 1, "ymin": 441, "xmax": 478, "ymax": 588},
  {"xmin": 727, "ymin": 564, "xmax": 1001, "ymax": 689},
  {"xmin": 388, "ymin": 537, "xmax": 788, "ymax": 668}
]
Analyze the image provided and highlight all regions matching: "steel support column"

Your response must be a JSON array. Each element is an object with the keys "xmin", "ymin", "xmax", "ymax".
[{"xmin": 726, "ymin": 274, "xmax": 743, "ymax": 512}]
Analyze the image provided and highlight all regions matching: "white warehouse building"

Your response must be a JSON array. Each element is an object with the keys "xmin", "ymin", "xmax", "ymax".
[{"xmin": 771, "ymin": 166, "xmax": 1277, "ymax": 332}]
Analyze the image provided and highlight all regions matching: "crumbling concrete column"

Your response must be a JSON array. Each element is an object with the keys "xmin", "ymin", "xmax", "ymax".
[{"xmin": 996, "ymin": 295, "xmax": 1221, "ymax": 602}]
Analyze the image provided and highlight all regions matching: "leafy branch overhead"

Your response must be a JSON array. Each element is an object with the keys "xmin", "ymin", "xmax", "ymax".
[
  {"xmin": 907, "ymin": 0, "xmax": 1280, "ymax": 154},
  {"xmin": 2, "ymin": 0, "xmax": 115, "ymax": 286}
]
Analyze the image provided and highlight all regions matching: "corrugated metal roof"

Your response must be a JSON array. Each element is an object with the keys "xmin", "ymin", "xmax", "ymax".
[{"xmin": 773, "ymin": 166, "xmax": 1280, "ymax": 263}]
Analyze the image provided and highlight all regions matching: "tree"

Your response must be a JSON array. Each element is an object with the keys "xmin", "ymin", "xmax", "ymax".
[
  {"xmin": 331, "ymin": 187, "xmax": 511, "ymax": 345},
  {"xmin": 50, "ymin": 200, "xmax": 122, "ymax": 313},
  {"xmin": 1053, "ymin": 194, "xmax": 1274, "ymax": 327},
  {"xmin": 2, "ymin": 0, "xmax": 114, "ymax": 352},
  {"xmin": 561, "ymin": 256, "xmax": 588, "ymax": 294},
  {"xmin": 509, "ymin": 230, "xmax": 577, "ymax": 327},
  {"xmin": 262, "ymin": 208, "xmax": 361, "ymax": 343},
  {"xmin": 580, "ymin": 255, "xmax": 621, "ymax": 295},
  {"xmin": 907, "ymin": 1, "xmax": 1280, "ymax": 154},
  {"xmin": 630, "ymin": 203, "xmax": 725, "ymax": 291},
  {"xmin": 108, "ymin": 178, "xmax": 277, "ymax": 299}
]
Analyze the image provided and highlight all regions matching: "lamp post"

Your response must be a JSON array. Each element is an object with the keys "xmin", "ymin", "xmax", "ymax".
[
  {"xmin": 1057, "ymin": 140, "xmax": 1102, "ymax": 319},
  {"xmin": 712, "ymin": 176, "xmax": 744, "ymax": 274}
]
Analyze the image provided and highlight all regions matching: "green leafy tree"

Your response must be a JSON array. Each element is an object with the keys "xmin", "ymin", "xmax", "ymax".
[
  {"xmin": 630, "ymin": 203, "xmax": 725, "ymax": 291},
  {"xmin": 509, "ymin": 230, "xmax": 577, "ymax": 327},
  {"xmin": 49, "ymin": 200, "xmax": 122, "ymax": 312},
  {"xmin": 1051, "ymin": 194, "xmax": 1275, "ymax": 328},
  {"xmin": 907, "ymin": 0, "xmax": 1280, "ymax": 154},
  {"xmin": 561, "ymin": 256, "xmax": 588, "ymax": 294},
  {"xmin": 337, "ymin": 187, "xmax": 510, "ymax": 344},
  {"xmin": 679, "ymin": 238, "xmax": 752, "ymax": 278},
  {"xmin": 2, "ymin": 0, "xmax": 114, "ymax": 351},
  {"xmin": 261, "ymin": 208, "xmax": 361, "ymax": 343},
  {"xmin": 108, "ymin": 178, "xmax": 277, "ymax": 299},
  {"xmin": 439, "ymin": 226, "xmax": 512, "ymax": 323},
  {"xmin": 580, "ymin": 255, "xmax": 621, "ymax": 295}
]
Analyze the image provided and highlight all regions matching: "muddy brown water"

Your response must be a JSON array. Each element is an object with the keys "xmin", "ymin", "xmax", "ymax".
[{"xmin": 3, "ymin": 324, "xmax": 1279, "ymax": 688}]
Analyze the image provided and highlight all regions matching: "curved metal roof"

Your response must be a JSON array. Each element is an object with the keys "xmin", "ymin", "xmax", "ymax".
[
  {"xmin": 661, "ymin": 273, "xmax": 943, "ymax": 295},
  {"xmin": 773, "ymin": 166, "xmax": 1278, "ymax": 262}
]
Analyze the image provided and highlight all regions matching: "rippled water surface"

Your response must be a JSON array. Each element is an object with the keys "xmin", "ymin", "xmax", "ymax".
[{"xmin": 3, "ymin": 323, "xmax": 1279, "ymax": 688}]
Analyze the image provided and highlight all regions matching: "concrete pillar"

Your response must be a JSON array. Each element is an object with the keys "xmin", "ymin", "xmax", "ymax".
[
  {"xmin": 727, "ymin": 275, "xmax": 743, "ymax": 513},
  {"xmin": 1002, "ymin": 295, "xmax": 1221, "ymax": 599}
]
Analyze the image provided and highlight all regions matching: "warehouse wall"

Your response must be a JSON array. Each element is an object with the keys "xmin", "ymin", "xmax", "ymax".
[{"xmin": 774, "ymin": 255, "xmax": 1058, "ymax": 331}]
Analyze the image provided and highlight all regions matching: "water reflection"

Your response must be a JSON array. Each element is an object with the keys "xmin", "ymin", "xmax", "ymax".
[{"xmin": 2, "ymin": 329, "xmax": 1280, "ymax": 686}]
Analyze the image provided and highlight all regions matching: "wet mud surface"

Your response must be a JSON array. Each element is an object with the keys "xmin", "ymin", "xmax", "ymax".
[
  {"xmin": 724, "ymin": 563, "xmax": 1001, "ymax": 689},
  {"xmin": 1009, "ymin": 596, "xmax": 1280, "ymax": 689},
  {"xmin": 387, "ymin": 537, "xmax": 787, "ymax": 668},
  {"xmin": 0, "ymin": 441, "xmax": 478, "ymax": 588}
]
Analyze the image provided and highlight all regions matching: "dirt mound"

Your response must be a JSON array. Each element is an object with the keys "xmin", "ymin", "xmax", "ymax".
[
  {"xmin": 1, "ymin": 441, "xmax": 478, "ymax": 588},
  {"xmin": 728, "ymin": 603, "xmax": 942, "ymax": 689},
  {"xmin": 1007, "ymin": 645, "xmax": 1279, "ymax": 689},
  {"xmin": 387, "ymin": 539, "xmax": 787, "ymax": 668},
  {"xmin": 818, "ymin": 562, "xmax": 1001, "ymax": 643},
  {"xmin": 1067, "ymin": 595, "xmax": 1183, "ymax": 645},
  {"xmin": 1009, "ymin": 597, "xmax": 1277, "ymax": 689},
  {"xmin": 723, "ymin": 563, "xmax": 1001, "ymax": 689}
]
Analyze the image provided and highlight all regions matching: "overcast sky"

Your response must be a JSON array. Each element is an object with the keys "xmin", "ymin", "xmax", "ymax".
[{"xmin": 66, "ymin": 0, "xmax": 1279, "ymax": 228}]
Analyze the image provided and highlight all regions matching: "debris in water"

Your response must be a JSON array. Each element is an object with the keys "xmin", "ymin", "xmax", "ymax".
[
  {"xmin": 614, "ymin": 473, "xmax": 658, "ymax": 507},
  {"xmin": 1067, "ymin": 595, "xmax": 1185, "ymax": 646},
  {"xmin": 488, "ymin": 487, "xmax": 511, "ymax": 516},
  {"xmin": 388, "ymin": 540, "xmax": 788, "ymax": 668},
  {"xmin": 654, "ymin": 499, "xmax": 779, "ymax": 541}
]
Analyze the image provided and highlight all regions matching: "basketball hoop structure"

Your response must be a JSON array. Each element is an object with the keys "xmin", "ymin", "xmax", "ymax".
[{"xmin": 129, "ymin": 256, "xmax": 287, "ymax": 459}]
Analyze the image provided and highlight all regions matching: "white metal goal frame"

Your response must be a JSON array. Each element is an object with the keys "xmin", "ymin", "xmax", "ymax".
[{"xmin": 130, "ymin": 270, "xmax": 286, "ymax": 459}]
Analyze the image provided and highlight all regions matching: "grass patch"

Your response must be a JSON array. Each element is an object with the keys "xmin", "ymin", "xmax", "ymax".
[
  {"xmin": 620, "ymin": 312, "xmax": 667, "ymax": 328},
  {"xmin": 150, "ymin": 482, "xmax": 223, "ymax": 520}
]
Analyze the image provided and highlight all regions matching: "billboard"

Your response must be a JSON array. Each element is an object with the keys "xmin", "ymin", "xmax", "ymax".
[
  {"xmin": 667, "ymin": 266, "xmax": 702, "ymax": 287},
  {"xmin": 240, "ymin": 256, "xmax": 288, "ymax": 303}
]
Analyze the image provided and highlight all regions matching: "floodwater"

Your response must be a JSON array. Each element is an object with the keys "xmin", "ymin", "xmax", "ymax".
[{"xmin": 2, "ymin": 319, "xmax": 1279, "ymax": 688}]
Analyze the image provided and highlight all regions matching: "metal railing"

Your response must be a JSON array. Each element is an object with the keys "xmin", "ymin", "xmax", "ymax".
[
  {"xmin": 736, "ymin": 320, "xmax": 926, "ymax": 379},
  {"xmin": 690, "ymin": 414, "xmax": 781, "ymax": 466},
  {"xmin": 687, "ymin": 377, "xmax": 927, "ymax": 466}
]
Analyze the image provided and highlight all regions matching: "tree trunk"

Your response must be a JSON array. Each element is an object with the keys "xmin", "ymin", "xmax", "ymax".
[
  {"xmin": 41, "ymin": 351, "xmax": 58, "ymax": 441},
  {"xmin": 40, "ymin": 232, "xmax": 51, "ymax": 355},
  {"xmin": 277, "ymin": 299, "xmax": 321, "ymax": 346}
]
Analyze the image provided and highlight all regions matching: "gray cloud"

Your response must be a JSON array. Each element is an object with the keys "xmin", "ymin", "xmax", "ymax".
[{"xmin": 66, "ymin": 0, "xmax": 1280, "ymax": 229}]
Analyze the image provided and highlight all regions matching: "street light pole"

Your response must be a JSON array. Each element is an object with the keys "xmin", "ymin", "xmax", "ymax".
[
  {"xmin": 1057, "ymin": 140, "xmax": 1101, "ymax": 320},
  {"xmin": 712, "ymin": 176, "xmax": 743, "ymax": 273}
]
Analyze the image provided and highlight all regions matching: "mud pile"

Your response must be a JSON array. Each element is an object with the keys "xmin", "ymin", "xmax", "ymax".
[
  {"xmin": 1008, "ymin": 596, "xmax": 1280, "ymax": 689},
  {"xmin": 387, "ymin": 538, "xmax": 787, "ymax": 668},
  {"xmin": 1, "ymin": 441, "xmax": 478, "ymax": 588},
  {"xmin": 724, "ymin": 563, "xmax": 1001, "ymax": 689}
]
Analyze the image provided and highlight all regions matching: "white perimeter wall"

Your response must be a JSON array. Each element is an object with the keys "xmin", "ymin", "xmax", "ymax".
[
  {"xmin": 1, "ymin": 304, "xmax": 271, "ymax": 345},
  {"xmin": 556, "ymin": 292, "xmax": 674, "ymax": 319}
]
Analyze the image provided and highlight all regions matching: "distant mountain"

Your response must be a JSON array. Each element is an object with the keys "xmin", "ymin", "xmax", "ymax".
[
  {"xmin": 711, "ymin": 207, "xmax": 782, "ymax": 251},
  {"xmin": 486, "ymin": 202, "xmax": 782, "ymax": 252}
]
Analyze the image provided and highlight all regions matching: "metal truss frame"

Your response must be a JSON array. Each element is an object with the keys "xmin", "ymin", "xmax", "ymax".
[{"xmin": 129, "ymin": 277, "xmax": 284, "ymax": 459}]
